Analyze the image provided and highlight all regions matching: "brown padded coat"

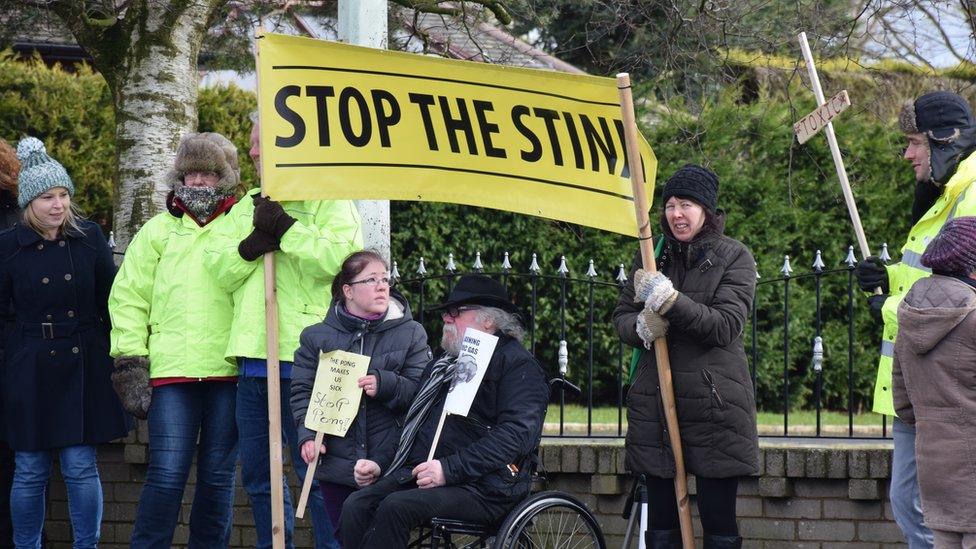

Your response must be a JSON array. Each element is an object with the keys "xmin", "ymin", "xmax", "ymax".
[
  {"xmin": 613, "ymin": 225, "xmax": 759, "ymax": 479},
  {"xmin": 893, "ymin": 275, "xmax": 976, "ymax": 533}
]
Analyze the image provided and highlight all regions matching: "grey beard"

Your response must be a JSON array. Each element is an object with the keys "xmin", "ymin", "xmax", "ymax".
[
  {"xmin": 441, "ymin": 325, "xmax": 460, "ymax": 357},
  {"xmin": 175, "ymin": 185, "xmax": 228, "ymax": 221}
]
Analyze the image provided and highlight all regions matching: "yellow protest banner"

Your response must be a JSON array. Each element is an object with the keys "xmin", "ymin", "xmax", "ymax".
[
  {"xmin": 304, "ymin": 350, "xmax": 371, "ymax": 437},
  {"xmin": 256, "ymin": 33, "xmax": 657, "ymax": 236}
]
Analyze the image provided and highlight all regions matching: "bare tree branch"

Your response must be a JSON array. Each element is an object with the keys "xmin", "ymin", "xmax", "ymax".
[{"xmin": 915, "ymin": 0, "xmax": 966, "ymax": 63}]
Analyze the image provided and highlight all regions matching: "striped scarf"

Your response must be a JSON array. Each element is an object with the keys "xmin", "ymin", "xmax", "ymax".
[{"xmin": 384, "ymin": 355, "xmax": 458, "ymax": 476}]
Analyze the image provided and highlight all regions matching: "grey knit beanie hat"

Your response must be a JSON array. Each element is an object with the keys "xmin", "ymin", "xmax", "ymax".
[{"xmin": 16, "ymin": 137, "xmax": 74, "ymax": 208}]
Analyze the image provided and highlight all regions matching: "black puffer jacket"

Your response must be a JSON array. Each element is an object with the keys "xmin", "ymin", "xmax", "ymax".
[
  {"xmin": 613, "ymin": 220, "xmax": 759, "ymax": 479},
  {"xmin": 291, "ymin": 289, "xmax": 430, "ymax": 486}
]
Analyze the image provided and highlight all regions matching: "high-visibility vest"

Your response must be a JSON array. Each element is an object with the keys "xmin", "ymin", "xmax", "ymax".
[{"xmin": 873, "ymin": 152, "xmax": 976, "ymax": 415}]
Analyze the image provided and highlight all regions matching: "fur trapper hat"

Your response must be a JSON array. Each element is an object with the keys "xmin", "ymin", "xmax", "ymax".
[
  {"xmin": 899, "ymin": 91, "xmax": 976, "ymax": 185},
  {"xmin": 165, "ymin": 132, "xmax": 240, "ymax": 192},
  {"xmin": 0, "ymin": 138, "xmax": 18, "ymax": 198}
]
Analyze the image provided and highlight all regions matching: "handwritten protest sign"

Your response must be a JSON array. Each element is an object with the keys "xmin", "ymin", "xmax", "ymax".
[
  {"xmin": 304, "ymin": 350, "xmax": 371, "ymax": 437},
  {"xmin": 793, "ymin": 90, "xmax": 851, "ymax": 145},
  {"xmin": 256, "ymin": 32, "xmax": 657, "ymax": 237},
  {"xmin": 297, "ymin": 350, "xmax": 370, "ymax": 518}
]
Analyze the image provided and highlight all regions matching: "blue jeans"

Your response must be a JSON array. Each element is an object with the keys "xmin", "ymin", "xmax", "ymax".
[
  {"xmin": 238, "ymin": 373, "xmax": 339, "ymax": 549},
  {"xmin": 11, "ymin": 445, "xmax": 101, "ymax": 549},
  {"xmin": 131, "ymin": 382, "xmax": 239, "ymax": 549},
  {"xmin": 891, "ymin": 417, "xmax": 934, "ymax": 549}
]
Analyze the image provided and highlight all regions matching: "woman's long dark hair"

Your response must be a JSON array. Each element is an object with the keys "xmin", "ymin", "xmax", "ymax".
[{"xmin": 330, "ymin": 249, "xmax": 388, "ymax": 301}]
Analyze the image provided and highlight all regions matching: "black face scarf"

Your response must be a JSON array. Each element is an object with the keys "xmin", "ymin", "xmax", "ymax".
[{"xmin": 173, "ymin": 184, "xmax": 230, "ymax": 222}]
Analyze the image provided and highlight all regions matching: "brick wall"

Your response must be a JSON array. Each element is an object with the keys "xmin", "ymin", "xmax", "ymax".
[
  {"xmin": 42, "ymin": 435, "xmax": 906, "ymax": 548},
  {"xmin": 538, "ymin": 439, "xmax": 906, "ymax": 549}
]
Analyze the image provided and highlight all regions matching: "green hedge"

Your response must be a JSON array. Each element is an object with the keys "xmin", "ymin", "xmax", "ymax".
[
  {"xmin": 1, "ymin": 55, "xmax": 920, "ymax": 413},
  {"xmin": 0, "ymin": 54, "xmax": 115, "ymax": 226}
]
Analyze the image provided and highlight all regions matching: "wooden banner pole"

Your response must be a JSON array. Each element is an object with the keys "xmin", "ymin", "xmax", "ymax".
[
  {"xmin": 616, "ymin": 73, "xmax": 694, "ymax": 549},
  {"xmin": 797, "ymin": 32, "xmax": 873, "ymax": 262},
  {"xmin": 296, "ymin": 431, "xmax": 325, "ymax": 519},
  {"xmin": 254, "ymin": 27, "xmax": 287, "ymax": 548}
]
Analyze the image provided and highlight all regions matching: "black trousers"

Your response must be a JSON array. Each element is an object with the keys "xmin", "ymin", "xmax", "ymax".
[
  {"xmin": 339, "ymin": 474, "xmax": 513, "ymax": 549},
  {"xmin": 646, "ymin": 475, "xmax": 739, "ymax": 536}
]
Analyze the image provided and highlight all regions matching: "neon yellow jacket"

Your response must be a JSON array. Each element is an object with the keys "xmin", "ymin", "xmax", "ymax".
[
  {"xmin": 203, "ymin": 189, "xmax": 362, "ymax": 364},
  {"xmin": 873, "ymin": 151, "xmax": 976, "ymax": 415},
  {"xmin": 108, "ymin": 210, "xmax": 238, "ymax": 379}
]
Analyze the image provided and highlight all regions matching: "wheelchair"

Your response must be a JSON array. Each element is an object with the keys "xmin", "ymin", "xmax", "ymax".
[
  {"xmin": 411, "ymin": 378, "xmax": 606, "ymax": 549},
  {"xmin": 412, "ymin": 489, "xmax": 605, "ymax": 549}
]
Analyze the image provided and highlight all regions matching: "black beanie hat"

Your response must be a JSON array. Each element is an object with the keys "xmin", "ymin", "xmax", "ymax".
[{"xmin": 661, "ymin": 164, "xmax": 719, "ymax": 213}]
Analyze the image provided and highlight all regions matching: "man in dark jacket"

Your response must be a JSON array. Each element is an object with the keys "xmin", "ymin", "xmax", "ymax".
[{"xmin": 338, "ymin": 275, "xmax": 549, "ymax": 549}]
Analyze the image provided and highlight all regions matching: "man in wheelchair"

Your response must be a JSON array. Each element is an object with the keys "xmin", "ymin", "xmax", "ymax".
[{"xmin": 339, "ymin": 275, "xmax": 549, "ymax": 549}]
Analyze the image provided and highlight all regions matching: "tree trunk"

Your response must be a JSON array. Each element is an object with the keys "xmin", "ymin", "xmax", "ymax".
[{"xmin": 105, "ymin": 2, "xmax": 214, "ymax": 251}]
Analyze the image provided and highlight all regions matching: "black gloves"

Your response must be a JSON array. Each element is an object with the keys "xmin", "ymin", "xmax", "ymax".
[
  {"xmin": 253, "ymin": 195, "xmax": 297, "ymax": 239},
  {"xmin": 238, "ymin": 228, "xmax": 280, "ymax": 261},
  {"xmin": 867, "ymin": 294, "xmax": 887, "ymax": 321},
  {"xmin": 854, "ymin": 256, "xmax": 889, "ymax": 293}
]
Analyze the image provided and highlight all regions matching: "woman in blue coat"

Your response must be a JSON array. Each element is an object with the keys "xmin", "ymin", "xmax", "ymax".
[{"xmin": 0, "ymin": 137, "xmax": 131, "ymax": 548}]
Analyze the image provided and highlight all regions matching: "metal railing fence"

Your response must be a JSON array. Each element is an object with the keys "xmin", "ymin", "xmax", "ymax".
[{"xmin": 390, "ymin": 246, "xmax": 893, "ymax": 440}]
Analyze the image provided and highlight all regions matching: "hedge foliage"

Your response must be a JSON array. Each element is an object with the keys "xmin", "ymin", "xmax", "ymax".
[
  {"xmin": 1, "ymin": 54, "xmax": 923, "ymax": 413},
  {"xmin": 0, "ymin": 54, "xmax": 115, "ymax": 225}
]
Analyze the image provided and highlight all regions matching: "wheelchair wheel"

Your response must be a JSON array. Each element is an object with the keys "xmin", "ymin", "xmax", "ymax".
[{"xmin": 493, "ymin": 491, "xmax": 605, "ymax": 549}]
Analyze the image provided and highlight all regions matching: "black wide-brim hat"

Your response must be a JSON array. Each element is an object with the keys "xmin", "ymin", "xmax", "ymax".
[{"xmin": 427, "ymin": 274, "xmax": 521, "ymax": 316}]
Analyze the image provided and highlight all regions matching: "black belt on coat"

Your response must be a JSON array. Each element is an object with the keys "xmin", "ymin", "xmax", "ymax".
[{"xmin": 18, "ymin": 319, "xmax": 99, "ymax": 339}]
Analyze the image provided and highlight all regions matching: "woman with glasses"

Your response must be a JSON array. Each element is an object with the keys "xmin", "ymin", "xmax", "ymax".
[{"xmin": 291, "ymin": 250, "xmax": 430, "ymax": 535}]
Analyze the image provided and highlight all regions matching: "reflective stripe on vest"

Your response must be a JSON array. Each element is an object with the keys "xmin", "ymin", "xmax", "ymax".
[
  {"xmin": 880, "ymin": 339, "xmax": 894, "ymax": 358},
  {"xmin": 900, "ymin": 250, "xmax": 932, "ymax": 272}
]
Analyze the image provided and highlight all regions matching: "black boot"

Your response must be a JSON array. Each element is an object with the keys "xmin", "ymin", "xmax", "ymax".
[
  {"xmin": 702, "ymin": 533, "xmax": 742, "ymax": 548},
  {"xmin": 645, "ymin": 529, "xmax": 682, "ymax": 548}
]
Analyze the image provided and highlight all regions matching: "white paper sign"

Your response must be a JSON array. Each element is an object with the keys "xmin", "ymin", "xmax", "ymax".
[{"xmin": 443, "ymin": 328, "xmax": 498, "ymax": 416}]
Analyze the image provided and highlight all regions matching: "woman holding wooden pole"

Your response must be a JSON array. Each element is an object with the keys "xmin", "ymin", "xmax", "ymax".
[{"xmin": 613, "ymin": 165, "xmax": 759, "ymax": 549}]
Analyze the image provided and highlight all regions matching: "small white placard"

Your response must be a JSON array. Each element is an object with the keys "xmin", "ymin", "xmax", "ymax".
[{"xmin": 443, "ymin": 328, "xmax": 498, "ymax": 417}]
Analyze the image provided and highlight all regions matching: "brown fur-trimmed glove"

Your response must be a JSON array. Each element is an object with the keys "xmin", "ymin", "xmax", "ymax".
[{"xmin": 112, "ymin": 356, "xmax": 152, "ymax": 420}]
